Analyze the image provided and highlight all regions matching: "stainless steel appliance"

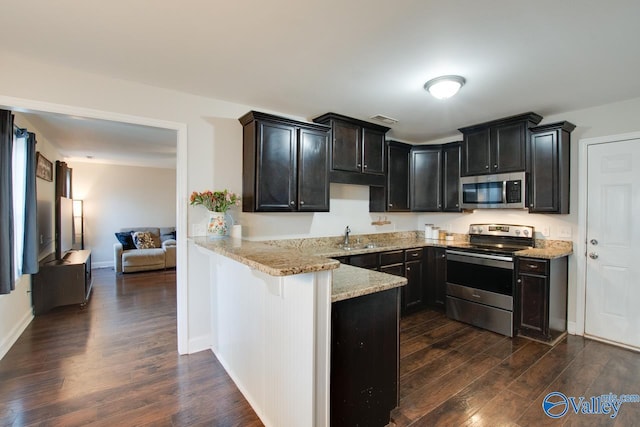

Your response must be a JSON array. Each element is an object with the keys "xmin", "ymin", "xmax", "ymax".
[
  {"xmin": 460, "ymin": 171, "xmax": 526, "ymax": 209},
  {"xmin": 445, "ymin": 223, "xmax": 534, "ymax": 337}
]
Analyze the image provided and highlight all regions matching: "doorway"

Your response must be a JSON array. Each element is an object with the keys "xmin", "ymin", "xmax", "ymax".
[
  {"xmin": 0, "ymin": 95, "xmax": 189, "ymax": 353},
  {"xmin": 578, "ymin": 132, "xmax": 640, "ymax": 351}
]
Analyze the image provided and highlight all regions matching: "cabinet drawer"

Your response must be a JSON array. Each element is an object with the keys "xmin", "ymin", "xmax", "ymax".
[
  {"xmin": 405, "ymin": 248, "xmax": 423, "ymax": 261},
  {"xmin": 349, "ymin": 253, "xmax": 379, "ymax": 269},
  {"xmin": 518, "ymin": 258, "xmax": 548, "ymax": 274},
  {"xmin": 380, "ymin": 250, "xmax": 404, "ymax": 266}
]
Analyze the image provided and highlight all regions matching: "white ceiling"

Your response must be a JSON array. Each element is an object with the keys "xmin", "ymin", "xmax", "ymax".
[{"xmin": 3, "ymin": 0, "xmax": 640, "ymax": 164}]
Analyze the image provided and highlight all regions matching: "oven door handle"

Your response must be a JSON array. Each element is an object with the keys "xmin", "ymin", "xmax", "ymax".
[{"xmin": 446, "ymin": 250, "xmax": 514, "ymax": 269}]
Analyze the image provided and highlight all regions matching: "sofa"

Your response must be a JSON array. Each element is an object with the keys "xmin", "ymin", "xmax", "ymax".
[{"xmin": 114, "ymin": 227, "xmax": 176, "ymax": 273}]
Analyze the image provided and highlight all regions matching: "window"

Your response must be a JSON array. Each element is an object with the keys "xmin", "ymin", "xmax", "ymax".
[{"xmin": 12, "ymin": 129, "xmax": 27, "ymax": 279}]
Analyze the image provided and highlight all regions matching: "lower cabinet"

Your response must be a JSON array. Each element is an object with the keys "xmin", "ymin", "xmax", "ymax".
[
  {"xmin": 331, "ymin": 287, "xmax": 400, "ymax": 426},
  {"xmin": 426, "ymin": 247, "xmax": 447, "ymax": 310},
  {"xmin": 516, "ymin": 256, "xmax": 568, "ymax": 342}
]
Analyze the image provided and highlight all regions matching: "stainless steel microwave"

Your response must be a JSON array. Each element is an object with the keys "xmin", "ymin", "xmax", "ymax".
[{"xmin": 460, "ymin": 171, "xmax": 526, "ymax": 209}]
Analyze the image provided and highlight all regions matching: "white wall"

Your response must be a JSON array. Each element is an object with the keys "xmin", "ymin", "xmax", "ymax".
[
  {"xmin": 68, "ymin": 161, "xmax": 177, "ymax": 267},
  {"xmin": 0, "ymin": 113, "xmax": 62, "ymax": 359},
  {"xmin": 2, "ymin": 50, "xmax": 640, "ymax": 354}
]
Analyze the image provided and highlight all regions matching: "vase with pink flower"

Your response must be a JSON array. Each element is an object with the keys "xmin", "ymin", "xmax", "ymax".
[{"xmin": 190, "ymin": 189, "xmax": 240, "ymax": 238}]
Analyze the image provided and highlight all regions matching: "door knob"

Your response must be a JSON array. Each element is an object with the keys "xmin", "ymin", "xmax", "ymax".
[
  {"xmin": 589, "ymin": 252, "xmax": 599, "ymax": 259},
  {"xmin": 590, "ymin": 239, "xmax": 598, "ymax": 245}
]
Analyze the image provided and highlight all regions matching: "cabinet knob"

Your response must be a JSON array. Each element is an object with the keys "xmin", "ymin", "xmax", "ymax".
[
  {"xmin": 455, "ymin": 203, "xmax": 459, "ymax": 207},
  {"xmin": 493, "ymin": 164, "xmax": 498, "ymax": 168},
  {"xmin": 357, "ymin": 163, "xmax": 362, "ymax": 167},
  {"xmin": 517, "ymin": 279, "xmax": 522, "ymax": 283},
  {"xmin": 300, "ymin": 201, "xmax": 305, "ymax": 205},
  {"xmin": 438, "ymin": 204, "xmax": 441, "ymax": 208},
  {"xmin": 363, "ymin": 164, "xmax": 368, "ymax": 168},
  {"xmin": 441, "ymin": 254, "xmax": 445, "ymax": 258},
  {"xmin": 389, "ymin": 203, "xmax": 393, "ymax": 207},
  {"xmin": 528, "ymin": 264, "xmax": 538, "ymax": 269},
  {"xmin": 530, "ymin": 204, "xmax": 534, "ymax": 207},
  {"xmin": 290, "ymin": 201, "xmax": 295, "ymax": 205},
  {"xmin": 485, "ymin": 165, "xmax": 489, "ymax": 169},
  {"xmin": 406, "ymin": 267, "xmax": 411, "ymax": 271}
]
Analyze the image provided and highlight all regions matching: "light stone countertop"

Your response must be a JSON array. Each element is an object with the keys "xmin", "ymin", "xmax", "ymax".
[
  {"xmin": 331, "ymin": 264, "xmax": 407, "ymax": 303},
  {"xmin": 192, "ymin": 232, "xmax": 573, "ymax": 302}
]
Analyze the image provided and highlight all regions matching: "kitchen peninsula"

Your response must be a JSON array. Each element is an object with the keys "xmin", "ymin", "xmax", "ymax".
[
  {"xmin": 192, "ymin": 236, "xmax": 407, "ymax": 427},
  {"xmin": 192, "ymin": 231, "xmax": 572, "ymax": 426}
]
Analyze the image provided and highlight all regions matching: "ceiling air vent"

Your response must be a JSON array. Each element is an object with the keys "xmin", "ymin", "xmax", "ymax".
[{"xmin": 369, "ymin": 114, "xmax": 398, "ymax": 125}]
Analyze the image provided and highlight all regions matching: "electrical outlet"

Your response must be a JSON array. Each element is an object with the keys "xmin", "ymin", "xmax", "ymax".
[
  {"xmin": 542, "ymin": 226, "xmax": 550, "ymax": 237},
  {"xmin": 558, "ymin": 226, "xmax": 572, "ymax": 238}
]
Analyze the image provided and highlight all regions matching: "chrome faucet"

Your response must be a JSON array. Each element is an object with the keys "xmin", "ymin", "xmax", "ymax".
[{"xmin": 343, "ymin": 226, "xmax": 351, "ymax": 247}]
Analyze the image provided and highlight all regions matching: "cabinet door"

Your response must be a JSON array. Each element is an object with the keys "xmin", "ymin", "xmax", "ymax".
[
  {"xmin": 403, "ymin": 259, "xmax": 425, "ymax": 314},
  {"xmin": 387, "ymin": 143, "xmax": 410, "ymax": 211},
  {"xmin": 332, "ymin": 120, "xmax": 361, "ymax": 172},
  {"xmin": 349, "ymin": 253, "xmax": 379, "ymax": 270},
  {"xmin": 492, "ymin": 121, "xmax": 526, "ymax": 172},
  {"xmin": 298, "ymin": 126, "xmax": 330, "ymax": 211},
  {"xmin": 256, "ymin": 120, "xmax": 297, "ymax": 211},
  {"xmin": 363, "ymin": 128, "xmax": 385, "ymax": 175},
  {"xmin": 528, "ymin": 129, "xmax": 560, "ymax": 213},
  {"xmin": 462, "ymin": 128, "xmax": 491, "ymax": 175},
  {"xmin": 442, "ymin": 143, "xmax": 461, "ymax": 212},
  {"xmin": 517, "ymin": 273, "xmax": 549, "ymax": 338},
  {"xmin": 331, "ymin": 288, "xmax": 399, "ymax": 427},
  {"xmin": 411, "ymin": 148, "xmax": 442, "ymax": 211},
  {"xmin": 427, "ymin": 247, "xmax": 447, "ymax": 309}
]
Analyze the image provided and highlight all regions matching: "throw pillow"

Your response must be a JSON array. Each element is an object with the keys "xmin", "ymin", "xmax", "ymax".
[
  {"xmin": 132, "ymin": 231, "xmax": 156, "ymax": 249},
  {"xmin": 115, "ymin": 231, "xmax": 136, "ymax": 250},
  {"xmin": 161, "ymin": 230, "xmax": 177, "ymax": 242}
]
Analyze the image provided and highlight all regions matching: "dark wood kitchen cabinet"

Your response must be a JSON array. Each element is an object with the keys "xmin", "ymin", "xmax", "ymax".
[
  {"xmin": 313, "ymin": 113, "xmax": 389, "ymax": 186},
  {"xmin": 442, "ymin": 142, "xmax": 461, "ymax": 211},
  {"xmin": 331, "ymin": 287, "xmax": 400, "ymax": 427},
  {"xmin": 410, "ymin": 146, "xmax": 442, "ymax": 211},
  {"xmin": 528, "ymin": 121, "xmax": 575, "ymax": 214},
  {"xmin": 426, "ymin": 246, "xmax": 447, "ymax": 310},
  {"xmin": 386, "ymin": 141, "xmax": 411, "ymax": 212},
  {"xmin": 459, "ymin": 112, "xmax": 542, "ymax": 176},
  {"xmin": 516, "ymin": 256, "xmax": 568, "ymax": 343},
  {"xmin": 239, "ymin": 111, "xmax": 330, "ymax": 212},
  {"xmin": 410, "ymin": 142, "xmax": 460, "ymax": 212},
  {"xmin": 403, "ymin": 248, "xmax": 425, "ymax": 314}
]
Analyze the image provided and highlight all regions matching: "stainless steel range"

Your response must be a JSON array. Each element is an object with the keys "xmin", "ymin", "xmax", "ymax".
[{"xmin": 445, "ymin": 223, "xmax": 534, "ymax": 337}]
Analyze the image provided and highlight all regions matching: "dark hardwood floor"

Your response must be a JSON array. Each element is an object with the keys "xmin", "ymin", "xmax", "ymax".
[
  {"xmin": 0, "ymin": 268, "xmax": 262, "ymax": 427},
  {"xmin": 2, "ymin": 269, "xmax": 639, "ymax": 426},
  {"xmin": 393, "ymin": 309, "xmax": 640, "ymax": 426}
]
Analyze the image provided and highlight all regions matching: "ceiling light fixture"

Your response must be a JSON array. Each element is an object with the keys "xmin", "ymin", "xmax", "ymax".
[{"xmin": 424, "ymin": 75, "xmax": 466, "ymax": 100}]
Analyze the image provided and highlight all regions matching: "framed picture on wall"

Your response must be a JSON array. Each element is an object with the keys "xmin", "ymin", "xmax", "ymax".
[{"xmin": 36, "ymin": 152, "xmax": 53, "ymax": 182}]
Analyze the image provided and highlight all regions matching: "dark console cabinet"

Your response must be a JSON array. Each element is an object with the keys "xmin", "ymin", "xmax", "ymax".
[{"xmin": 32, "ymin": 250, "xmax": 93, "ymax": 315}]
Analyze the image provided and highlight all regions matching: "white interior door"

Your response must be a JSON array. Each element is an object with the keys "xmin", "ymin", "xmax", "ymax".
[{"xmin": 585, "ymin": 139, "xmax": 640, "ymax": 350}]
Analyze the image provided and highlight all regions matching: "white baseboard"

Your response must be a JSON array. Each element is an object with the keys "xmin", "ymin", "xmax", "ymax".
[
  {"xmin": 92, "ymin": 260, "xmax": 113, "ymax": 269},
  {"xmin": 567, "ymin": 321, "xmax": 578, "ymax": 335},
  {"xmin": 187, "ymin": 334, "xmax": 211, "ymax": 354},
  {"xmin": 0, "ymin": 308, "xmax": 33, "ymax": 360}
]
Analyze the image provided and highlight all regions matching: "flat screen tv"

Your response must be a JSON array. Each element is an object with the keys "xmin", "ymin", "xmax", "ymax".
[
  {"xmin": 37, "ymin": 198, "xmax": 54, "ymax": 260},
  {"xmin": 56, "ymin": 196, "xmax": 74, "ymax": 259}
]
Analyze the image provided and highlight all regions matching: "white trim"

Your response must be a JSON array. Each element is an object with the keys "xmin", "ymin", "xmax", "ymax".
[
  {"xmin": 188, "ymin": 334, "xmax": 212, "ymax": 354},
  {"xmin": 576, "ymin": 130, "xmax": 640, "ymax": 338},
  {"xmin": 567, "ymin": 321, "xmax": 577, "ymax": 335},
  {"xmin": 0, "ymin": 307, "xmax": 33, "ymax": 360},
  {"xmin": 0, "ymin": 95, "xmax": 190, "ymax": 355}
]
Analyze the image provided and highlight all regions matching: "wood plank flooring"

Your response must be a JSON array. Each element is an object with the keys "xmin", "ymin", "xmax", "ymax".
[
  {"xmin": 2, "ymin": 268, "xmax": 639, "ymax": 426},
  {"xmin": 393, "ymin": 309, "xmax": 640, "ymax": 426},
  {"xmin": 0, "ymin": 268, "xmax": 262, "ymax": 426}
]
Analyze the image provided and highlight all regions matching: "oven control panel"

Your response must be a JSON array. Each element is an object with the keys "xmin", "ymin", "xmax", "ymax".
[{"xmin": 469, "ymin": 224, "xmax": 534, "ymax": 238}]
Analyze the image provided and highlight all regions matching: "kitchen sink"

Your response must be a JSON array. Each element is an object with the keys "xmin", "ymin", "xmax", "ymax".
[{"xmin": 340, "ymin": 242, "xmax": 382, "ymax": 251}]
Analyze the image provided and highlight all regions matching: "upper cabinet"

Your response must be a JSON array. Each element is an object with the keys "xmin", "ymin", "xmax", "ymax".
[
  {"xmin": 239, "ymin": 111, "xmax": 330, "ymax": 212},
  {"xmin": 528, "ymin": 121, "xmax": 575, "ymax": 214},
  {"xmin": 410, "ymin": 146, "xmax": 442, "ymax": 211},
  {"xmin": 459, "ymin": 112, "xmax": 542, "ymax": 176},
  {"xmin": 313, "ymin": 113, "xmax": 390, "ymax": 186},
  {"xmin": 386, "ymin": 141, "xmax": 411, "ymax": 212},
  {"xmin": 410, "ymin": 142, "xmax": 461, "ymax": 212}
]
